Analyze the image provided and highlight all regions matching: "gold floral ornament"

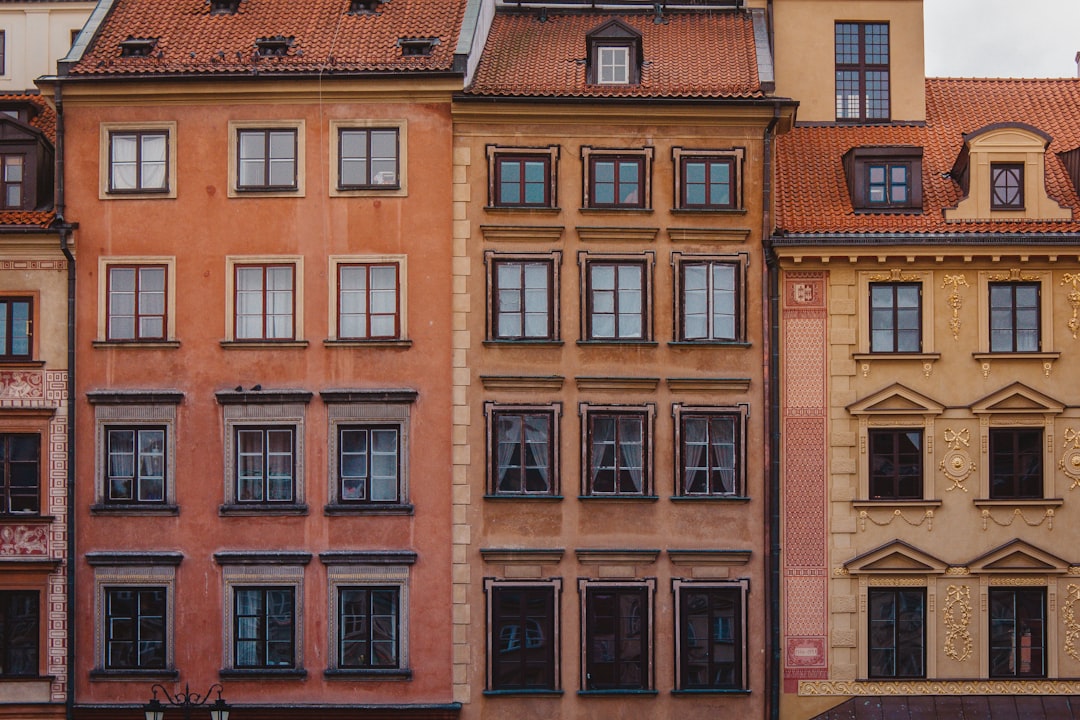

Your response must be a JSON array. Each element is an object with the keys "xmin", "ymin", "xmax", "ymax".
[
  {"xmin": 939, "ymin": 428, "xmax": 974, "ymax": 492},
  {"xmin": 1065, "ymin": 584, "xmax": 1080, "ymax": 661},
  {"xmin": 942, "ymin": 274, "xmax": 969, "ymax": 341},
  {"xmin": 1061, "ymin": 428, "xmax": 1080, "ymax": 489},
  {"xmin": 858, "ymin": 508, "xmax": 934, "ymax": 531},
  {"xmin": 943, "ymin": 584, "xmax": 973, "ymax": 662},
  {"xmin": 1064, "ymin": 274, "xmax": 1080, "ymax": 339}
]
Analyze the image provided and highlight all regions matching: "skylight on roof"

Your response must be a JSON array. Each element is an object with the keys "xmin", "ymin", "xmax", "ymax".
[
  {"xmin": 209, "ymin": 0, "xmax": 241, "ymax": 15},
  {"xmin": 255, "ymin": 36, "xmax": 294, "ymax": 58},
  {"xmin": 118, "ymin": 37, "xmax": 158, "ymax": 58},
  {"xmin": 398, "ymin": 38, "xmax": 439, "ymax": 57},
  {"xmin": 348, "ymin": 0, "xmax": 385, "ymax": 14}
]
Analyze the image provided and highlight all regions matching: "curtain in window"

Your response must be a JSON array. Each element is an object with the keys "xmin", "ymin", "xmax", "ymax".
[
  {"xmin": 495, "ymin": 415, "xmax": 520, "ymax": 492},
  {"xmin": 618, "ymin": 417, "xmax": 643, "ymax": 493},
  {"xmin": 524, "ymin": 414, "xmax": 550, "ymax": 492},
  {"xmin": 682, "ymin": 418, "xmax": 707, "ymax": 494},
  {"xmin": 711, "ymin": 418, "xmax": 736, "ymax": 494},
  {"xmin": 590, "ymin": 417, "xmax": 615, "ymax": 492}
]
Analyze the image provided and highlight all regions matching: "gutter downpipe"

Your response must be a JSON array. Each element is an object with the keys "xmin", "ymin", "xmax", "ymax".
[
  {"xmin": 762, "ymin": 102, "xmax": 781, "ymax": 720},
  {"xmin": 54, "ymin": 79, "xmax": 76, "ymax": 720}
]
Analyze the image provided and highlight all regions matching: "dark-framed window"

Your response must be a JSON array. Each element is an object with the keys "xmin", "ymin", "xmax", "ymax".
[
  {"xmin": 108, "ymin": 131, "xmax": 168, "ymax": 193},
  {"xmin": 989, "ymin": 428, "xmax": 1042, "ymax": 499},
  {"xmin": 680, "ymin": 156, "xmax": 735, "ymax": 209},
  {"xmin": 338, "ymin": 128, "xmax": 399, "ymax": 189},
  {"xmin": 835, "ymin": 22, "xmax": 889, "ymax": 121},
  {"xmin": 235, "ymin": 427, "xmax": 295, "ymax": 503},
  {"xmin": 675, "ymin": 582, "xmax": 745, "ymax": 690},
  {"xmin": 236, "ymin": 129, "xmax": 297, "ymax": 190},
  {"xmin": 235, "ymin": 264, "xmax": 294, "ymax": 341},
  {"xmin": 234, "ymin": 586, "xmax": 295, "ymax": 668},
  {"xmin": 488, "ymin": 582, "xmax": 558, "ymax": 691},
  {"xmin": 678, "ymin": 412, "xmax": 740, "ymax": 497},
  {"xmin": 0, "ymin": 297, "xmax": 32, "ymax": 361},
  {"xmin": 0, "ymin": 433, "xmax": 39, "ymax": 514},
  {"xmin": 868, "ymin": 587, "xmax": 925, "ymax": 679},
  {"xmin": 0, "ymin": 590, "xmax": 38, "ymax": 677},
  {"xmin": 582, "ymin": 582, "xmax": 652, "ymax": 691},
  {"xmin": 868, "ymin": 163, "xmax": 909, "ymax": 205},
  {"xmin": 494, "ymin": 155, "xmax": 550, "ymax": 207},
  {"xmin": 490, "ymin": 257, "xmax": 555, "ymax": 341},
  {"xmin": 338, "ymin": 586, "xmax": 400, "ymax": 669},
  {"xmin": 338, "ymin": 263, "xmax": 399, "ymax": 340},
  {"xmin": 989, "ymin": 282, "xmax": 1039, "ymax": 352},
  {"xmin": 489, "ymin": 407, "xmax": 556, "ymax": 496},
  {"xmin": 870, "ymin": 282, "xmax": 920, "ymax": 352},
  {"xmin": 843, "ymin": 147, "xmax": 922, "ymax": 211},
  {"xmin": 679, "ymin": 259, "xmax": 739, "ymax": 342},
  {"xmin": 584, "ymin": 259, "xmax": 648, "ymax": 341},
  {"xmin": 107, "ymin": 265, "xmax": 166, "ymax": 342},
  {"xmin": 991, "ymin": 163, "xmax": 1024, "ymax": 209},
  {"xmin": 0, "ymin": 31, "xmax": 6, "ymax": 76},
  {"xmin": 989, "ymin": 587, "xmax": 1045, "ymax": 678},
  {"xmin": 106, "ymin": 427, "xmax": 166, "ymax": 504},
  {"xmin": 584, "ymin": 408, "xmax": 650, "ymax": 497},
  {"xmin": 869, "ymin": 429, "xmax": 922, "ymax": 500},
  {"xmin": 338, "ymin": 425, "xmax": 400, "ymax": 503},
  {"xmin": 104, "ymin": 587, "xmax": 166, "ymax": 670},
  {"xmin": 1, "ymin": 153, "xmax": 25, "ymax": 210},
  {"xmin": 589, "ymin": 156, "xmax": 644, "ymax": 208}
]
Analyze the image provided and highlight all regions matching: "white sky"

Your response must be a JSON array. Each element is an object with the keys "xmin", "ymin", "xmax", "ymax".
[{"xmin": 924, "ymin": 0, "xmax": 1080, "ymax": 78}]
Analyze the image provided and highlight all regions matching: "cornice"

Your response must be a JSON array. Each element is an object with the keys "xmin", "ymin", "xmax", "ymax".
[
  {"xmin": 452, "ymin": 101, "xmax": 790, "ymax": 128},
  {"xmin": 480, "ymin": 225, "xmax": 565, "ymax": 242},
  {"xmin": 480, "ymin": 548, "xmax": 565, "ymax": 565}
]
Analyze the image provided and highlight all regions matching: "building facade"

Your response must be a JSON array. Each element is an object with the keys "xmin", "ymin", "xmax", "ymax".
[{"xmin": 0, "ymin": 0, "xmax": 94, "ymax": 93}]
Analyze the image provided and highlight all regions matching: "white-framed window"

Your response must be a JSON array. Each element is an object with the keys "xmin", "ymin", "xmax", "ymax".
[
  {"xmin": 98, "ymin": 122, "xmax": 178, "ymax": 199},
  {"xmin": 329, "ymin": 119, "xmax": 407, "ymax": 197},
  {"xmin": 227, "ymin": 120, "xmax": 305, "ymax": 197},
  {"xmin": 327, "ymin": 256, "xmax": 406, "ymax": 343},
  {"xmin": 96, "ymin": 257, "xmax": 177, "ymax": 345},
  {"xmin": 224, "ymin": 256, "xmax": 304, "ymax": 343}
]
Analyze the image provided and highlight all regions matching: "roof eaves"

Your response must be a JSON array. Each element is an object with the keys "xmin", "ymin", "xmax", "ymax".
[{"xmin": 772, "ymin": 231, "xmax": 1080, "ymax": 245}]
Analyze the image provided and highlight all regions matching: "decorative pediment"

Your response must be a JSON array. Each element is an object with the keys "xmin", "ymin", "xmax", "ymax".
[
  {"xmin": 970, "ymin": 382, "xmax": 1064, "ymax": 415},
  {"xmin": 844, "ymin": 540, "xmax": 949, "ymax": 575},
  {"xmin": 967, "ymin": 539, "xmax": 1069, "ymax": 575},
  {"xmin": 847, "ymin": 383, "xmax": 944, "ymax": 416}
]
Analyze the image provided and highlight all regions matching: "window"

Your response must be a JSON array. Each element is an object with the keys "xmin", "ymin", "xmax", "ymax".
[
  {"xmin": 868, "ymin": 429, "xmax": 922, "ymax": 500},
  {"xmin": 234, "ymin": 587, "xmax": 295, "ymax": 668},
  {"xmin": 234, "ymin": 264, "xmax": 294, "ymax": 341},
  {"xmin": 843, "ymin": 147, "xmax": 922, "ymax": 211},
  {"xmin": 583, "ymin": 256, "xmax": 651, "ymax": 341},
  {"xmin": 676, "ymin": 257, "xmax": 740, "ymax": 342},
  {"xmin": 835, "ymin": 22, "xmax": 889, "ymax": 121},
  {"xmin": 106, "ymin": 265, "xmax": 166, "ymax": 341},
  {"xmin": 338, "ymin": 426, "xmax": 399, "ymax": 503},
  {"xmin": 488, "ymin": 405, "xmax": 558, "ymax": 496},
  {"xmin": 870, "ymin": 283, "xmax": 920, "ymax": 353},
  {"xmin": 1, "ymin": 154, "xmax": 24, "ymax": 209},
  {"xmin": 338, "ymin": 128, "xmax": 399, "ymax": 189},
  {"xmin": 680, "ymin": 157, "xmax": 734, "ymax": 209},
  {"xmin": 338, "ymin": 263, "xmax": 399, "ymax": 340},
  {"xmin": 0, "ymin": 433, "xmax": 39, "ymax": 514},
  {"xmin": 597, "ymin": 46, "xmax": 629, "ymax": 84},
  {"xmin": 338, "ymin": 587, "xmax": 400, "ymax": 669},
  {"xmin": 989, "ymin": 587, "xmax": 1045, "ymax": 678},
  {"xmin": 867, "ymin": 588, "xmax": 925, "ymax": 679},
  {"xmin": 104, "ymin": 587, "xmax": 166, "ymax": 670},
  {"xmin": 868, "ymin": 163, "xmax": 908, "ymax": 205},
  {"xmin": 583, "ymin": 405, "xmax": 653, "ymax": 497},
  {"xmin": 585, "ymin": 19, "xmax": 641, "ymax": 85},
  {"xmin": 236, "ymin": 128, "xmax": 296, "ymax": 190},
  {"xmin": 674, "ymin": 581, "xmax": 747, "ymax": 691},
  {"xmin": 0, "ymin": 297, "xmax": 32, "ymax": 361},
  {"xmin": 0, "ymin": 31, "xmax": 5, "ymax": 76},
  {"xmin": 108, "ymin": 131, "xmax": 168, "ymax": 193},
  {"xmin": 675, "ymin": 409, "xmax": 743, "ymax": 497},
  {"xmin": 488, "ymin": 255, "xmax": 557, "ymax": 341},
  {"xmin": 991, "ymin": 163, "xmax": 1024, "ymax": 209},
  {"xmin": 989, "ymin": 282, "xmax": 1039, "ymax": 352},
  {"xmin": 487, "ymin": 582, "xmax": 558, "ymax": 691},
  {"xmin": 582, "ymin": 147, "xmax": 652, "ymax": 210},
  {"xmin": 494, "ymin": 155, "xmax": 550, "ymax": 207},
  {"xmin": 989, "ymin": 428, "xmax": 1042, "ymax": 499},
  {"xmin": 105, "ymin": 427, "xmax": 166, "ymax": 504},
  {"xmin": 0, "ymin": 591, "xmax": 38, "ymax": 677},
  {"xmin": 235, "ymin": 427, "xmax": 295, "ymax": 504},
  {"xmin": 581, "ymin": 581, "xmax": 653, "ymax": 691}
]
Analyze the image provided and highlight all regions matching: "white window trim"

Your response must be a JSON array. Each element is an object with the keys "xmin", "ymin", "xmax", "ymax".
[
  {"xmin": 328, "ymin": 119, "xmax": 407, "ymax": 198},
  {"xmin": 92, "ymin": 402, "xmax": 178, "ymax": 507},
  {"xmin": 96, "ymin": 256, "xmax": 178, "ymax": 344},
  {"xmin": 597, "ymin": 45, "xmax": 629, "ymax": 85},
  {"xmin": 326, "ymin": 401, "xmax": 411, "ymax": 508},
  {"xmin": 227, "ymin": 119, "xmax": 306, "ymax": 198},
  {"xmin": 326, "ymin": 255, "xmax": 407, "ymax": 342},
  {"xmin": 221, "ymin": 402, "xmax": 307, "ymax": 509},
  {"xmin": 325, "ymin": 561, "xmax": 411, "ymax": 674},
  {"xmin": 224, "ymin": 255, "xmax": 304, "ymax": 343},
  {"xmin": 98, "ymin": 122, "xmax": 178, "ymax": 200}
]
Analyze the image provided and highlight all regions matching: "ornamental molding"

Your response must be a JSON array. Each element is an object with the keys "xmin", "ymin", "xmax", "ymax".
[
  {"xmin": 798, "ymin": 680, "xmax": 1080, "ymax": 696},
  {"xmin": 987, "ymin": 268, "xmax": 1041, "ymax": 282},
  {"xmin": 1060, "ymin": 427, "xmax": 1080, "ymax": 488},
  {"xmin": 939, "ymin": 428, "xmax": 974, "ymax": 492},
  {"xmin": 1061, "ymin": 273, "xmax": 1080, "ymax": 339},
  {"xmin": 1064, "ymin": 584, "xmax": 1080, "ymax": 661},
  {"xmin": 943, "ymin": 584, "xmax": 973, "ymax": 662},
  {"xmin": 869, "ymin": 269, "xmax": 921, "ymax": 282},
  {"xmin": 941, "ymin": 274, "xmax": 969, "ymax": 341}
]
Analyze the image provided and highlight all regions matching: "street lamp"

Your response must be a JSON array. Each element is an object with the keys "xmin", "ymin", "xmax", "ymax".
[{"xmin": 143, "ymin": 683, "xmax": 230, "ymax": 720}]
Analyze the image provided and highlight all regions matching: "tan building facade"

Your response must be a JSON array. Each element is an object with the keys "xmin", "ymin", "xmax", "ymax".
[{"xmin": 0, "ymin": 0, "xmax": 93, "ymax": 93}]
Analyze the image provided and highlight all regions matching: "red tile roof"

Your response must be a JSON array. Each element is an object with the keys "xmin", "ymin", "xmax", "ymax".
[
  {"xmin": 774, "ymin": 78, "xmax": 1080, "ymax": 236},
  {"xmin": 67, "ymin": 0, "xmax": 467, "ymax": 77},
  {"xmin": 0, "ymin": 93, "xmax": 56, "ymax": 229},
  {"xmin": 466, "ymin": 10, "xmax": 763, "ymax": 99}
]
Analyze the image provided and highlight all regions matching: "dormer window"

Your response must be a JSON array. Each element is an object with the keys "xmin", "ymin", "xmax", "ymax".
[
  {"xmin": 348, "ymin": 0, "xmax": 383, "ymax": 13},
  {"xmin": 0, "ymin": 106, "xmax": 53, "ymax": 212},
  {"xmin": 118, "ymin": 37, "xmax": 158, "ymax": 58},
  {"xmin": 842, "ymin": 146, "xmax": 922, "ymax": 211},
  {"xmin": 991, "ymin": 163, "xmax": 1024, "ymax": 210},
  {"xmin": 397, "ymin": 38, "xmax": 438, "ymax": 57},
  {"xmin": 585, "ymin": 19, "xmax": 642, "ymax": 86},
  {"xmin": 255, "ymin": 36, "xmax": 293, "ymax": 58},
  {"xmin": 209, "ymin": 0, "xmax": 241, "ymax": 14}
]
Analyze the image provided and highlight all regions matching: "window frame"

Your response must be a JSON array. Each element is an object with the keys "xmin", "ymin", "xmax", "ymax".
[
  {"xmin": 336, "ymin": 424, "xmax": 401, "ymax": 505},
  {"xmin": 855, "ymin": 270, "xmax": 935, "ymax": 358},
  {"xmin": 0, "ymin": 31, "xmax": 5, "ymax": 76},
  {"xmin": 988, "ymin": 281, "xmax": 1040, "ymax": 353},
  {"xmin": 672, "ymin": 253, "xmax": 745, "ymax": 344},
  {"xmin": 235, "ymin": 128, "xmax": 297, "ymax": 192},
  {"xmin": 672, "ymin": 579, "xmax": 748, "ymax": 692},
  {"xmin": 581, "ymin": 146, "xmax": 653, "ymax": 210},
  {"xmin": 107, "ymin": 130, "xmax": 170, "ymax": 194},
  {"xmin": 0, "ymin": 432, "xmax": 40, "ymax": 515},
  {"xmin": 329, "ymin": 120, "xmax": 407, "ymax": 197},
  {"xmin": 991, "ymin": 162, "xmax": 1025, "ymax": 210},
  {"xmin": 585, "ymin": 20, "xmax": 642, "ymax": 86},
  {"xmin": 228, "ymin": 120, "xmax": 305, "ymax": 198},
  {"xmin": 232, "ymin": 585, "xmax": 297, "ymax": 670},
  {"xmin": 327, "ymin": 255, "xmax": 406, "ymax": 344},
  {"xmin": 486, "ymin": 252, "xmax": 561, "ymax": 342},
  {"xmin": 485, "ymin": 403, "xmax": 561, "ymax": 497},
  {"xmin": 869, "ymin": 281, "xmax": 922, "ymax": 353},
  {"xmin": 224, "ymin": 256, "xmax": 304, "ymax": 344},
  {"xmin": 988, "ymin": 427, "xmax": 1043, "ymax": 500},
  {"xmin": 336, "ymin": 262, "xmax": 401, "ymax": 341},
  {"xmin": 233, "ymin": 425, "xmax": 296, "ymax": 505},
  {"xmin": 843, "ymin": 147, "xmax": 923, "ymax": 212},
  {"xmin": 988, "ymin": 586, "xmax": 1046, "ymax": 679},
  {"xmin": 672, "ymin": 404, "xmax": 747, "ymax": 499},
  {"xmin": 98, "ymin": 122, "xmax": 177, "ymax": 200},
  {"xmin": 103, "ymin": 586, "xmax": 168, "ymax": 671},
  {"xmin": 868, "ymin": 428, "xmax": 924, "ymax": 500},
  {"xmin": 97, "ymin": 258, "xmax": 177, "ymax": 344},
  {"xmin": 105, "ymin": 264, "xmax": 168, "ymax": 343},
  {"xmin": 0, "ymin": 152, "xmax": 26, "ymax": 210},
  {"xmin": 485, "ymin": 579, "xmax": 561, "ymax": 693},
  {"xmin": 580, "ymin": 403, "xmax": 655, "ymax": 499},
  {"xmin": 867, "ymin": 587, "xmax": 926, "ymax": 680},
  {"xmin": 580, "ymin": 252, "xmax": 654, "ymax": 343},
  {"xmin": 835, "ymin": 21, "xmax": 890, "ymax": 121},
  {"xmin": 485, "ymin": 145, "xmax": 559, "ymax": 209},
  {"xmin": 0, "ymin": 296, "xmax": 33, "ymax": 362},
  {"xmin": 104, "ymin": 426, "xmax": 168, "ymax": 505},
  {"xmin": 219, "ymin": 394, "xmax": 309, "ymax": 513},
  {"xmin": 233, "ymin": 263, "xmax": 295, "ymax": 342},
  {"xmin": 672, "ymin": 148, "xmax": 744, "ymax": 211},
  {"xmin": 0, "ymin": 590, "xmax": 39, "ymax": 678},
  {"xmin": 579, "ymin": 579, "xmax": 655, "ymax": 693},
  {"xmin": 336, "ymin": 126, "xmax": 400, "ymax": 190}
]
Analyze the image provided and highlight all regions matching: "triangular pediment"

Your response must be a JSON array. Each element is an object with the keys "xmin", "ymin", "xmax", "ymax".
[
  {"xmin": 967, "ymin": 539, "xmax": 1069, "ymax": 575},
  {"xmin": 845, "ymin": 540, "xmax": 949, "ymax": 575},
  {"xmin": 971, "ymin": 382, "xmax": 1064, "ymax": 415},
  {"xmin": 586, "ymin": 18, "xmax": 642, "ymax": 42},
  {"xmin": 0, "ymin": 115, "xmax": 45, "ymax": 145},
  {"xmin": 847, "ymin": 384, "xmax": 945, "ymax": 417}
]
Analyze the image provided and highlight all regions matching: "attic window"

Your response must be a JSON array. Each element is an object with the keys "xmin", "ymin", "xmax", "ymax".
[
  {"xmin": 348, "ymin": 0, "xmax": 384, "ymax": 14},
  {"xmin": 255, "ymin": 36, "xmax": 293, "ymax": 58},
  {"xmin": 118, "ymin": 37, "xmax": 158, "ymax": 58},
  {"xmin": 209, "ymin": 0, "xmax": 241, "ymax": 14},
  {"xmin": 586, "ymin": 19, "xmax": 643, "ymax": 86},
  {"xmin": 842, "ymin": 146, "xmax": 922, "ymax": 212},
  {"xmin": 398, "ymin": 38, "xmax": 438, "ymax": 57}
]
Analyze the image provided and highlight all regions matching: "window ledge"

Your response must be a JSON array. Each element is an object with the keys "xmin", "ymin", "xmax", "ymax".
[
  {"xmin": 576, "ymin": 340, "xmax": 658, "ymax": 347},
  {"xmin": 323, "ymin": 339, "xmax": 412, "ymax": 349},
  {"xmin": 669, "ymin": 495, "xmax": 751, "ymax": 503},
  {"xmin": 91, "ymin": 503, "xmax": 179, "ymax": 516},
  {"xmin": 0, "ymin": 514, "xmax": 55, "ymax": 524},
  {"xmin": 852, "ymin": 500, "xmax": 942, "ymax": 509},
  {"xmin": 578, "ymin": 689, "xmax": 658, "ymax": 696},
  {"xmin": 324, "ymin": 503, "xmax": 413, "ymax": 516},
  {"xmin": 0, "ymin": 359, "xmax": 46, "ymax": 367},
  {"xmin": 483, "ymin": 689, "xmax": 564, "ymax": 697},
  {"xmin": 483, "ymin": 339, "xmax": 564, "ymax": 347},
  {"xmin": 852, "ymin": 353, "xmax": 941, "ymax": 361},
  {"xmin": 579, "ymin": 208, "xmax": 654, "ymax": 214},
  {"xmin": 579, "ymin": 495, "xmax": 660, "ymax": 502},
  {"xmin": 670, "ymin": 208, "xmax": 747, "ymax": 215},
  {"xmin": 219, "ymin": 503, "xmax": 309, "ymax": 516},
  {"xmin": 220, "ymin": 340, "xmax": 309, "ymax": 349},
  {"xmin": 324, "ymin": 668, "xmax": 411, "ymax": 681},
  {"xmin": 483, "ymin": 206, "xmax": 562, "ymax": 215},
  {"xmin": 671, "ymin": 688, "xmax": 751, "ymax": 696},
  {"xmin": 90, "ymin": 669, "xmax": 178, "ymax": 681},
  {"xmin": 219, "ymin": 668, "xmax": 307, "ymax": 680},
  {"xmin": 973, "ymin": 498, "xmax": 1064, "ymax": 508},
  {"xmin": 972, "ymin": 352, "xmax": 1061, "ymax": 359},
  {"xmin": 92, "ymin": 341, "xmax": 181, "ymax": 349},
  {"xmin": 484, "ymin": 494, "xmax": 564, "ymax": 502},
  {"xmin": 669, "ymin": 341, "xmax": 751, "ymax": 349}
]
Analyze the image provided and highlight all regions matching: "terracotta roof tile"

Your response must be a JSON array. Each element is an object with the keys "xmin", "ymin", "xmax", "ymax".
[
  {"xmin": 775, "ymin": 78, "xmax": 1080, "ymax": 236},
  {"xmin": 466, "ymin": 10, "xmax": 763, "ymax": 99},
  {"xmin": 0, "ymin": 93, "xmax": 56, "ymax": 229},
  {"xmin": 68, "ymin": 0, "xmax": 467, "ymax": 76}
]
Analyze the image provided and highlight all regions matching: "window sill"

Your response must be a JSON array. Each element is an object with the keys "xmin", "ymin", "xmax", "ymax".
[
  {"xmin": 579, "ymin": 207, "xmax": 653, "ymax": 214},
  {"xmin": 103, "ymin": 190, "xmax": 174, "ymax": 200},
  {"xmin": 0, "ymin": 359, "xmax": 46, "ymax": 367},
  {"xmin": 972, "ymin": 351, "xmax": 1061, "ymax": 378},
  {"xmin": 578, "ymin": 689, "xmax": 658, "ymax": 696},
  {"xmin": 670, "ymin": 207, "xmax": 747, "ymax": 215},
  {"xmin": 90, "ymin": 669, "xmax": 178, "ymax": 681},
  {"xmin": 852, "ymin": 353, "xmax": 940, "ymax": 361},
  {"xmin": 91, "ymin": 503, "xmax": 179, "ymax": 516},
  {"xmin": 220, "ymin": 340, "xmax": 309, "ymax": 349},
  {"xmin": 324, "ymin": 503, "xmax": 413, "ymax": 516},
  {"xmin": 670, "ymin": 495, "xmax": 751, "ymax": 503},
  {"xmin": 671, "ymin": 688, "xmax": 751, "ymax": 696},
  {"xmin": 483, "ymin": 339, "xmax": 563, "ymax": 347},
  {"xmin": 579, "ymin": 495, "xmax": 660, "ymax": 502},
  {"xmin": 483, "ymin": 206, "xmax": 562, "ymax": 214},
  {"xmin": 669, "ymin": 341, "xmax": 751, "ymax": 349},
  {"xmin": 92, "ymin": 341, "xmax": 181, "ymax": 349},
  {"xmin": 851, "ymin": 207, "xmax": 924, "ymax": 214},
  {"xmin": 484, "ymin": 494, "xmax": 563, "ymax": 502},
  {"xmin": 220, "ymin": 503, "xmax": 309, "ymax": 516},
  {"xmin": 324, "ymin": 668, "xmax": 412, "ymax": 681},
  {"xmin": 323, "ymin": 339, "xmax": 412, "ymax": 349},
  {"xmin": 0, "ymin": 514, "xmax": 55, "ymax": 524},
  {"xmin": 219, "ymin": 668, "xmax": 307, "ymax": 680},
  {"xmin": 973, "ymin": 498, "xmax": 1063, "ymax": 507},
  {"xmin": 577, "ymin": 340, "xmax": 658, "ymax": 347},
  {"xmin": 0, "ymin": 674, "xmax": 56, "ymax": 683},
  {"xmin": 483, "ymin": 689, "xmax": 563, "ymax": 697},
  {"xmin": 852, "ymin": 500, "xmax": 942, "ymax": 508}
]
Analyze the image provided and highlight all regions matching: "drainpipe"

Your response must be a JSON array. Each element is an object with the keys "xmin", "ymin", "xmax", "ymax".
[
  {"xmin": 762, "ymin": 103, "xmax": 781, "ymax": 720},
  {"xmin": 53, "ymin": 79, "xmax": 77, "ymax": 720}
]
